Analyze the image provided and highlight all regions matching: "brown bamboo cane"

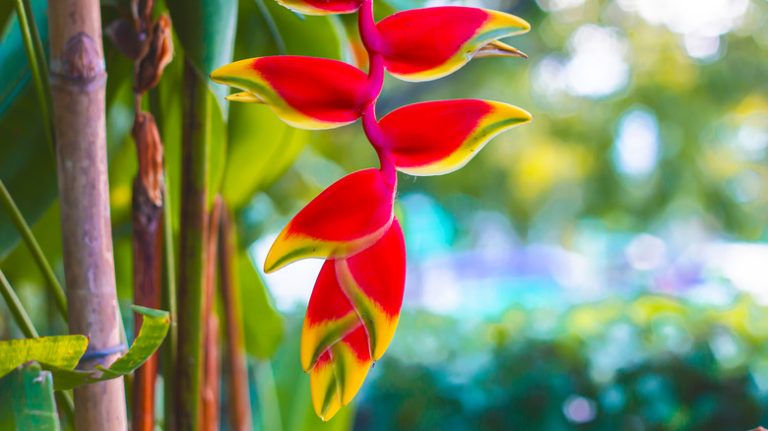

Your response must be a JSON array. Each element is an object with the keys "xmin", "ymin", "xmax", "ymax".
[{"xmin": 47, "ymin": 1, "xmax": 127, "ymax": 429}]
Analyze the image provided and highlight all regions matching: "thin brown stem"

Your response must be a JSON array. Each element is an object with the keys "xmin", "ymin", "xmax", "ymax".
[
  {"xmin": 131, "ymin": 173, "xmax": 164, "ymax": 431},
  {"xmin": 202, "ymin": 196, "xmax": 222, "ymax": 431},
  {"xmin": 218, "ymin": 203, "xmax": 253, "ymax": 431}
]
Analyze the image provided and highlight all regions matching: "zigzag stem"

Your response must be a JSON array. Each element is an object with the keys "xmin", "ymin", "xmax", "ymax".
[{"xmin": 358, "ymin": 0, "xmax": 396, "ymax": 185}]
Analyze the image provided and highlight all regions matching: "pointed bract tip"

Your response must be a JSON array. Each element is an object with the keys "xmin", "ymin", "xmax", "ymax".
[
  {"xmin": 487, "ymin": 9, "xmax": 531, "ymax": 34},
  {"xmin": 226, "ymin": 91, "xmax": 264, "ymax": 103},
  {"xmin": 209, "ymin": 58, "xmax": 257, "ymax": 85},
  {"xmin": 475, "ymin": 40, "xmax": 528, "ymax": 59}
]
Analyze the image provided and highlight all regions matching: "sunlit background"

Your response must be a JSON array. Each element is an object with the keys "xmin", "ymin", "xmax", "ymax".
[
  {"xmin": 247, "ymin": 0, "xmax": 768, "ymax": 429},
  {"xmin": 2, "ymin": 0, "xmax": 768, "ymax": 429}
]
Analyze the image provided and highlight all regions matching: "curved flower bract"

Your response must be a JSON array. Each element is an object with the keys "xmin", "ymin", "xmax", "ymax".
[
  {"xmin": 303, "ymin": 220, "xmax": 405, "ymax": 421},
  {"xmin": 276, "ymin": 0, "xmax": 361, "ymax": 15},
  {"xmin": 336, "ymin": 220, "xmax": 405, "ymax": 359},
  {"xmin": 300, "ymin": 259, "xmax": 360, "ymax": 371},
  {"xmin": 377, "ymin": 6, "xmax": 530, "ymax": 82},
  {"xmin": 380, "ymin": 99, "xmax": 532, "ymax": 175},
  {"xmin": 210, "ymin": 56, "xmax": 369, "ymax": 129},
  {"xmin": 264, "ymin": 168, "xmax": 395, "ymax": 273}
]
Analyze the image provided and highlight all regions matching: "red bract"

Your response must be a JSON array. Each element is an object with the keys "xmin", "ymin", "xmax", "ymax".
[
  {"xmin": 210, "ymin": 56, "xmax": 369, "ymax": 129},
  {"xmin": 264, "ymin": 168, "xmax": 395, "ymax": 273},
  {"xmin": 377, "ymin": 7, "xmax": 530, "ymax": 81},
  {"xmin": 211, "ymin": 0, "xmax": 532, "ymax": 421},
  {"xmin": 380, "ymin": 99, "xmax": 532, "ymax": 175}
]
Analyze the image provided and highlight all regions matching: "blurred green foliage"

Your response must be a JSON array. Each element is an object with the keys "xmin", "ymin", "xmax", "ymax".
[{"xmin": 354, "ymin": 294, "xmax": 768, "ymax": 431}]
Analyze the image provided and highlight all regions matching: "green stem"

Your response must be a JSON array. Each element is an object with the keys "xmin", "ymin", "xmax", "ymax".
[
  {"xmin": 0, "ymin": 269, "xmax": 38, "ymax": 338},
  {"xmin": 161, "ymin": 170, "xmax": 178, "ymax": 431},
  {"xmin": 0, "ymin": 269, "xmax": 75, "ymax": 427},
  {"xmin": 13, "ymin": 0, "xmax": 54, "ymax": 152},
  {"xmin": 253, "ymin": 0, "xmax": 286, "ymax": 54},
  {"xmin": 176, "ymin": 59, "xmax": 211, "ymax": 431},
  {"xmin": 0, "ymin": 180, "xmax": 67, "ymax": 320}
]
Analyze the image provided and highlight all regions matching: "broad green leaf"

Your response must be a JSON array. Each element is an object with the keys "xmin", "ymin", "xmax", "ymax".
[
  {"xmin": 0, "ymin": 4, "xmax": 53, "ymax": 260},
  {"xmin": 0, "ymin": 84, "xmax": 57, "ymax": 261},
  {"xmin": 0, "ymin": 0, "xmax": 47, "ymax": 117},
  {"xmin": 49, "ymin": 305, "xmax": 170, "ymax": 390},
  {"xmin": 0, "ymin": 335, "xmax": 88, "ymax": 378},
  {"xmin": 222, "ymin": 103, "xmax": 309, "ymax": 209},
  {"xmin": 258, "ymin": 0, "xmax": 342, "ymax": 59},
  {"xmin": 0, "ymin": 364, "xmax": 60, "ymax": 431},
  {"xmin": 240, "ymin": 251, "xmax": 284, "ymax": 359},
  {"xmin": 166, "ymin": 0, "xmax": 238, "ymax": 104}
]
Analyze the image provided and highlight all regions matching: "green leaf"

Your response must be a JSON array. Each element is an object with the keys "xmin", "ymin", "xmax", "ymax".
[
  {"xmin": 240, "ymin": 251, "xmax": 284, "ymax": 359},
  {"xmin": 0, "ymin": 4, "xmax": 57, "ymax": 261},
  {"xmin": 49, "ymin": 305, "xmax": 171, "ymax": 390},
  {"xmin": 0, "ymin": 0, "xmax": 47, "ymax": 117},
  {"xmin": 222, "ymin": 103, "xmax": 309, "ymax": 209},
  {"xmin": 0, "ymin": 364, "xmax": 61, "ymax": 431},
  {"xmin": 0, "ymin": 336, "xmax": 88, "ymax": 379},
  {"xmin": 166, "ymin": 0, "xmax": 238, "ymax": 103}
]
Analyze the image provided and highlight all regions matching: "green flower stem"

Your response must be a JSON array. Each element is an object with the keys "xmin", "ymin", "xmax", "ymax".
[
  {"xmin": 0, "ymin": 270, "xmax": 38, "ymax": 338},
  {"xmin": 176, "ymin": 59, "xmax": 211, "ymax": 431},
  {"xmin": 0, "ymin": 180, "xmax": 67, "ymax": 320},
  {"xmin": 13, "ymin": 0, "xmax": 54, "ymax": 152}
]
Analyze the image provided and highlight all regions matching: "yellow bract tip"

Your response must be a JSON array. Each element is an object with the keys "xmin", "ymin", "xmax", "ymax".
[{"xmin": 225, "ymin": 91, "xmax": 264, "ymax": 103}]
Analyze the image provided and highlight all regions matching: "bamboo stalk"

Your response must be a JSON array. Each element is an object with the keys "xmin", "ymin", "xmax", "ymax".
[
  {"xmin": 217, "ymin": 204, "xmax": 253, "ymax": 431},
  {"xmin": 47, "ymin": 1, "xmax": 127, "ymax": 429},
  {"xmin": 0, "ymin": 180, "xmax": 67, "ymax": 319},
  {"xmin": 176, "ymin": 58, "xmax": 211, "ymax": 431},
  {"xmin": 202, "ymin": 197, "xmax": 222, "ymax": 431}
]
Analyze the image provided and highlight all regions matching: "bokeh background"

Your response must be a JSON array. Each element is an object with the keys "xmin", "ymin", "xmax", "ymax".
[{"xmin": 3, "ymin": 0, "xmax": 768, "ymax": 429}]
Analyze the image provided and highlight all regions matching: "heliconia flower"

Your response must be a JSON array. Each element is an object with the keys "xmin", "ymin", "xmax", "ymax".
[
  {"xmin": 276, "ymin": 0, "xmax": 361, "ymax": 15},
  {"xmin": 376, "ymin": 6, "xmax": 530, "ymax": 82},
  {"xmin": 210, "ymin": 56, "xmax": 369, "ymax": 129},
  {"xmin": 302, "ymin": 220, "xmax": 405, "ymax": 421},
  {"xmin": 379, "ymin": 99, "xmax": 532, "ymax": 175},
  {"xmin": 264, "ymin": 168, "xmax": 395, "ymax": 273}
]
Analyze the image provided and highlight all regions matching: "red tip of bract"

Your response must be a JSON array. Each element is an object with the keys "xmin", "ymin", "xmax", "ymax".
[
  {"xmin": 276, "ymin": 0, "xmax": 361, "ymax": 15},
  {"xmin": 379, "ymin": 99, "xmax": 532, "ymax": 175},
  {"xmin": 264, "ymin": 168, "xmax": 396, "ymax": 273},
  {"xmin": 377, "ymin": 7, "xmax": 530, "ymax": 82},
  {"xmin": 210, "ymin": 56, "xmax": 369, "ymax": 129}
]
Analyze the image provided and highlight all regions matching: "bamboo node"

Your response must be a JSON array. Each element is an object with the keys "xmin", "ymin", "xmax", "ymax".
[{"xmin": 50, "ymin": 32, "xmax": 106, "ymax": 91}]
